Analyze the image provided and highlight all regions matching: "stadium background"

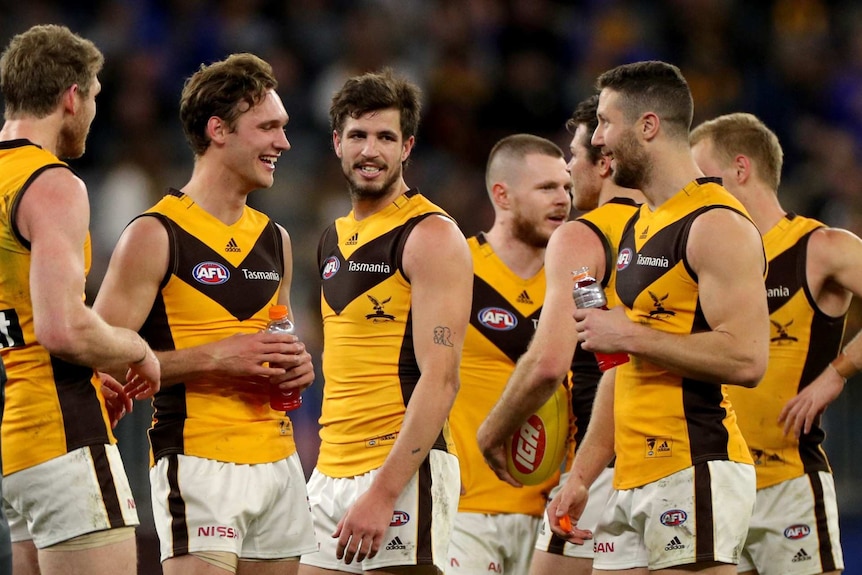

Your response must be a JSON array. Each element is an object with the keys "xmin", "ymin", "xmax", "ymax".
[{"xmin": 2, "ymin": 1, "xmax": 861, "ymax": 572}]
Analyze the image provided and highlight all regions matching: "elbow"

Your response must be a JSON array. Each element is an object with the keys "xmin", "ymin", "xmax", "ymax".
[
  {"xmin": 34, "ymin": 319, "xmax": 86, "ymax": 361},
  {"xmin": 727, "ymin": 345, "xmax": 768, "ymax": 388}
]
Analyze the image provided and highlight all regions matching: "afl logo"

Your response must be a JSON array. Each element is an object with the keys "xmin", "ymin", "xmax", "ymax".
[
  {"xmin": 617, "ymin": 247, "xmax": 633, "ymax": 271},
  {"xmin": 322, "ymin": 256, "xmax": 340, "ymax": 280},
  {"xmin": 660, "ymin": 509, "xmax": 687, "ymax": 526},
  {"xmin": 390, "ymin": 511, "xmax": 410, "ymax": 526},
  {"xmin": 478, "ymin": 307, "xmax": 517, "ymax": 331},
  {"xmin": 193, "ymin": 262, "xmax": 229, "ymax": 285},
  {"xmin": 784, "ymin": 524, "xmax": 811, "ymax": 539}
]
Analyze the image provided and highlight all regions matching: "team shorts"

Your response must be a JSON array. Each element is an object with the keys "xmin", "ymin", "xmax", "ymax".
[
  {"xmin": 300, "ymin": 450, "xmax": 459, "ymax": 573},
  {"xmin": 738, "ymin": 471, "xmax": 843, "ymax": 575},
  {"xmin": 3, "ymin": 444, "xmax": 139, "ymax": 548},
  {"xmin": 592, "ymin": 460, "xmax": 755, "ymax": 571},
  {"xmin": 534, "ymin": 466, "xmax": 614, "ymax": 559},
  {"xmin": 149, "ymin": 453, "xmax": 317, "ymax": 563},
  {"xmin": 447, "ymin": 511, "xmax": 541, "ymax": 574}
]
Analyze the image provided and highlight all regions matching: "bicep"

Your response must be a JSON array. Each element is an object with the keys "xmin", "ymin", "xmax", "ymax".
[
  {"xmin": 403, "ymin": 217, "xmax": 472, "ymax": 377},
  {"xmin": 93, "ymin": 216, "xmax": 168, "ymax": 330}
]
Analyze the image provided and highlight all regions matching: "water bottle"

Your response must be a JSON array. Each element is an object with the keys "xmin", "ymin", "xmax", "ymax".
[
  {"xmin": 572, "ymin": 267, "xmax": 630, "ymax": 372},
  {"xmin": 265, "ymin": 304, "xmax": 302, "ymax": 411}
]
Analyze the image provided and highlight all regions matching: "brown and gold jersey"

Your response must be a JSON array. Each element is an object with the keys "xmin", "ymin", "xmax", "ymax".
[
  {"xmin": 727, "ymin": 214, "xmax": 838, "ymax": 489},
  {"xmin": 452, "ymin": 233, "xmax": 557, "ymax": 516},
  {"xmin": 0, "ymin": 140, "xmax": 109, "ymax": 475},
  {"xmin": 141, "ymin": 189, "xmax": 294, "ymax": 465},
  {"xmin": 316, "ymin": 190, "xmax": 455, "ymax": 477},
  {"xmin": 612, "ymin": 178, "xmax": 755, "ymax": 490}
]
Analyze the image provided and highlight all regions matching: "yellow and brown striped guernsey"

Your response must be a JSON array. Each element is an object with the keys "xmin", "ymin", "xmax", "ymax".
[
  {"xmin": 141, "ymin": 189, "xmax": 294, "ymax": 465},
  {"xmin": 316, "ymin": 189, "xmax": 455, "ymax": 477},
  {"xmin": 451, "ymin": 233, "xmax": 556, "ymax": 517},
  {"xmin": 0, "ymin": 140, "xmax": 110, "ymax": 475},
  {"xmin": 727, "ymin": 214, "xmax": 839, "ymax": 489},
  {"xmin": 612, "ymin": 178, "xmax": 755, "ymax": 490}
]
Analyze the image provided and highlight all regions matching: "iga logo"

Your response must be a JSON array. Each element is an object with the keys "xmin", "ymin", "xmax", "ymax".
[
  {"xmin": 390, "ymin": 511, "xmax": 410, "ymax": 526},
  {"xmin": 193, "ymin": 262, "xmax": 230, "ymax": 285},
  {"xmin": 322, "ymin": 256, "xmax": 340, "ymax": 280},
  {"xmin": 660, "ymin": 509, "xmax": 687, "ymax": 526},
  {"xmin": 784, "ymin": 524, "xmax": 811, "ymax": 540},
  {"xmin": 617, "ymin": 248, "xmax": 633, "ymax": 271},
  {"xmin": 478, "ymin": 307, "xmax": 517, "ymax": 331},
  {"xmin": 511, "ymin": 415, "xmax": 546, "ymax": 473}
]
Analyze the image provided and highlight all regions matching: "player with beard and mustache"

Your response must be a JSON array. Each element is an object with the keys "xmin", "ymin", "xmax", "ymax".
[
  {"xmin": 300, "ymin": 68, "xmax": 473, "ymax": 575},
  {"xmin": 446, "ymin": 134, "xmax": 572, "ymax": 575},
  {"xmin": 545, "ymin": 61, "xmax": 770, "ymax": 574},
  {"xmin": 0, "ymin": 24, "xmax": 160, "ymax": 575}
]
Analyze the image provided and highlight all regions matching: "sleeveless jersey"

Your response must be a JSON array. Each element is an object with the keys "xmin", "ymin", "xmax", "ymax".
[
  {"xmin": 141, "ymin": 189, "xmax": 294, "ymax": 465},
  {"xmin": 451, "ymin": 233, "xmax": 558, "ymax": 516},
  {"xmin": 726, "ymin": 214, "xmax": 839, "ymax": 489},
  {"xmin": 612, "ymin": 178, "xmax": 755, "ymax": 490},
  {"xmin": 316, "ymin": 190, "xmax": 456, "ymax": 477},
  {"xmin": 571, "ymin": 198, "xmax": 640, "ymax": 448},
  {"xmin": 0, "ymin": 139, "xmax": 110, "ymax": 475}
]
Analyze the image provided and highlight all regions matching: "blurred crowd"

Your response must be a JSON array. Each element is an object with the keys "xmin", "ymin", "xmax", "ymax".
[{"xmin": 3, "ymin": 0, "xmax": 862, "ymax": 528}]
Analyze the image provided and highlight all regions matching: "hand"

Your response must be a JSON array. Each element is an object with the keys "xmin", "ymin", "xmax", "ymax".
[
  {"xmin": 99, "ymin": 371, "xmax": 133, "ymax": 429},
  {"xmin": 573, "ymin": 306, "xmax": 629, "ymax": 354},
  {"xmin": 547, "ymin": 473, "xmax": 592, "ymax": 544},
  {"xmin": 125, "ymin": 344, "xmax": 160, "ymax": 400},
  {"xmin": 334, "ymin": 486, "xmax": 396, "ymax": 564},
  {"xmin": 476, "ymin": 422, "xmax": 523, "ymax": 488},
  {"xmin": 207, "ymin": 332, "xmax": 310, "ymax": 382},
  {"xmin": 778, "ymin": 366, "xmax": 845, "ymax": 438},
  {"xmin": 268, "ymin": 347, "xmax": 315, "ymax": 394}
]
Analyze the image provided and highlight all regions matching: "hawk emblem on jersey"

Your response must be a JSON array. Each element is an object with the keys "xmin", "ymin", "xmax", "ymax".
[
  {"xmin": 647, "ymin": 291, "xmax": 675, "ymax": 318},
  {"xmin": 365, "ymin": 294, "xmax": 395, "ymax": 322},
  {"xmin": 770, "ymin": 319, "xmax": 798, "ymax": 344}
]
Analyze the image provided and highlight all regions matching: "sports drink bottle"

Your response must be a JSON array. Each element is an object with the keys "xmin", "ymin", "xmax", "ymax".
[
  {"xmin": 572, "ymin": 267, "xmax": 630, "ymax": 371},
  {"xmin": 265, "ymin": 305, "xmax": 302, "ymax": 411}
]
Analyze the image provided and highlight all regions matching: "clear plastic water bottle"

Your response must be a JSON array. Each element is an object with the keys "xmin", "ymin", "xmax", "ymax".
[
  {"xmin": 265, "ymin": 304, "xmax": 302, "ymax": 411},
  {"xmin": 572, "ymin": 267, "xmax": 630, "ymax": 372}
]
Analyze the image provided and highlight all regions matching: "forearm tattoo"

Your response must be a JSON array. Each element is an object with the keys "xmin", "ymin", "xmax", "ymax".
[{"xmin": 433, "ymin": 326, "xmax": 453, "ymax": 347}]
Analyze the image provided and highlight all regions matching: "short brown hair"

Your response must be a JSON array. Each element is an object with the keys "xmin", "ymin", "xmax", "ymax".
[
  {"xmin": 690, "ymin": 112, "xmax": 783, "ymax": 191},
  {"xmin": 565, "ymin": 94, "xmax": 602, "ymax": 164},
  {"xmin": 1, "ymin": 24, "xmax": 104, "ymax": 119},
  {"xmin": 180, "ymin": 53, "xmax": 278, "ymax": 156},
  {"xmin": 329, "ymin": 68, "xmax": 421, "ymax": 140},
  {"xmin": 485, "ymin": 133, "xmax": 564, "ymax": 193},
  {"xmin": 596, "ymin": 61, "xmax": 693, "ymax": 140}
]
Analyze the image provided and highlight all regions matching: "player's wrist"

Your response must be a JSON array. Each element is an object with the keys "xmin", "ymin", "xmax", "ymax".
[{"xmin": 829, "ymin": 351, "xmax": 858, "ymax": 382}]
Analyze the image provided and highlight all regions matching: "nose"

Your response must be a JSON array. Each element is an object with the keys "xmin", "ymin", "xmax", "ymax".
[
  {"xmin": 591, "ymin": 125, "xmax": 604, "ymax": 148},
  {"xmin": 361, "ymin": 137, "xmax": 380, "ymax": 158},
  {"xmin": 276, "ymin": 129, "xmax": 290, "ymax": 152}
]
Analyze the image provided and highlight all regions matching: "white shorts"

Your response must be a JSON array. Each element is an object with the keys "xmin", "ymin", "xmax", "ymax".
[
  {"xmin": 150, "ymin": 453, "xmax": 316, "ymax": 562},
  {"xmin": 2, "ymin": 444, "xmax": 139, "ymax": 548},
  {"xmin": 738, "ymin": 471, "xmax": 843, "ymax": 575},
  {"xmin": 300, "ymin": 450, "xmax": 460, "ymax": 573},
  {"xmin": 534, "ymin": 466, "xmax": 614, "ymax": 559},
  {"xmin": 447, "ymin": 512, "xmax": 540, "ymax": 574},
  {"xmin": 592, "ymin": 460, "xmax": 755, "ymax": 571}
]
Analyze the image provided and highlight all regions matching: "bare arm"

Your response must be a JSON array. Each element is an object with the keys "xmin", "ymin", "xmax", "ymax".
[
  {"xmin": 780, "ymin": 227, "xmax": 862, "ymax": 436},
  {"xmin": 477, "ymin": 220, "xmax": 605, "ymax": 483},
  {"xmin": 334, "ymin": 215, "xmax": 473, "ymax": 564},
  {"xmin": 548, "ymin": 368, "xmax": 615, "ymax": 542},
  {"xmin": 576, "ymin": 208, "xmax": 769, "ymax": 386},
  {"xmin": 93, "ymin": 216, "xmax": 305, "ymax": 389},
  {"xmin": 20, "ymin": 168, "xmax": 159, "ymax": 389}
]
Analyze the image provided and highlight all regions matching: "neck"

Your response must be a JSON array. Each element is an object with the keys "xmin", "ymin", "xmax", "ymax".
[
  {"xmin": 599, "ymin": 182, "xmax": 645, "ymax": 206},
  {"xmin": 739, "ymin": 183, "xmax": 786, "ymax": 234},
  {"xmin": 0, "ymin": 116, "xmax": 63, "ymax": 156},
  {"xmin": 482, "ymin": 225, "xmax": 545, "ymax": 279},
  {"xmin": 640, "ymin": 144, "xmax": 703, "ymax": 209},
  {"xmin": 181, "ymin": 158, "xmax": 250, "ymax": 225},
  {"xmin": 351, "ymin": 180, "xmax": 409, "ymax": 221}
]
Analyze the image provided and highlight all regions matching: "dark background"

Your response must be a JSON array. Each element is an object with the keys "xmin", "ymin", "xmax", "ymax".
[{"xmin": 2, "ymin": 1, "xmax": 861, "ymax": 572}]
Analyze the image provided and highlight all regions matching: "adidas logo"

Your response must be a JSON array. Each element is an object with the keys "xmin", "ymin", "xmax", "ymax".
[
  {"xmin": 385, "ymin": 536, "xmax": 406, "ymax": 551},
  {"xmin": 516, "ymin": 290, "xmax": 533, "ymax": 304},
  {"xmin": 664, "ymin": 536, "xmax": 684, "ymax": 551},
  {"xmin": 225, "ymin": 238, "xmax": 241, "ymax": 252},
  {"xmin": 792, "ymin": 548, "xmax": 811, "ymax": 563},
  {"xmin": 639, "ymin": 226, "xmax": 649, "ymax": 239},
  {"xmin": 345, "ymin": 233, "xmax": 359, "ymax": 246}
]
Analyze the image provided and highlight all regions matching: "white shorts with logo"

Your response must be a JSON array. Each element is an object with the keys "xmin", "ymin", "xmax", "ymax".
[
  {"xmin": 592, "ymin": 460, "xmax": 755, "ymax": 571},
  {"xmin": 300, "ymin": 450, "xmax": 460, "ymax": 574},
  {"xmin": 150, "ymin": 453, "xmax": 316, "ymax": 562},
  {"xmin": 447, "ymin": 511, "xmax": 541, "ymax": 574},
  {"xmin": 534, "ymin": 466, "xmax": 614, "ymax": 559},
  {"xmin": 738, "ymin": 471, "xmax": 843, "ymax": 575},
  {"xmin": 2, "ymin": 444, "xmax": 139, "ymax": 548}
]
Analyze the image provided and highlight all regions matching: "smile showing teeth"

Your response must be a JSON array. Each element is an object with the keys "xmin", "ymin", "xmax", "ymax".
[
  {"xmin": 260, "ymin": 156, "xmax": 277, "ymax": 167},
  {"xmin": 360, "ymin": 165, "xmax": 381, "ymax": 174}
]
